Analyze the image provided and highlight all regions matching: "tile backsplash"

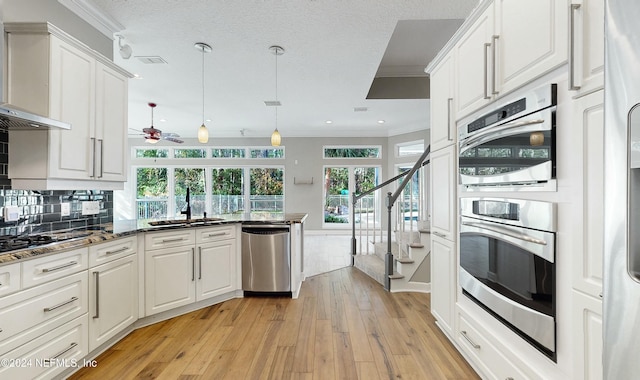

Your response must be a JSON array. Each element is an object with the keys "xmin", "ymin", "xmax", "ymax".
[{"xmin": 0, "ymin": 190, "xmax": 113, "ymax": 236}]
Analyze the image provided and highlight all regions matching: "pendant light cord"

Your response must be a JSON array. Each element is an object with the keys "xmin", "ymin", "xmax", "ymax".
[
  {"xmin": 202, "ymin": 46, "xmax": 205, "ymax": 125},
  {"xmin": 275, "ymin": 47, "xmax": 279, "ymax": 129}
]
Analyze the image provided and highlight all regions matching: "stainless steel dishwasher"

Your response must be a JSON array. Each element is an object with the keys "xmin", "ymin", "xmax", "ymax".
[{"xmin": 241, "ymin": 224, "xmax": 291, "ymax": 295}]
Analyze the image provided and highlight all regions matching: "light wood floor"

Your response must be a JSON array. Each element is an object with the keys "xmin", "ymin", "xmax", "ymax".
[{"xmin": 69, "ymin": 267, "xmax": 479, "ymax": 379}]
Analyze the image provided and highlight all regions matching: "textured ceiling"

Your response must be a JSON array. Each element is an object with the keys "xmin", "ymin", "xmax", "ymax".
[{"xmin": 85, "ymin": 0, "xmax": 477, "ymax": 140}]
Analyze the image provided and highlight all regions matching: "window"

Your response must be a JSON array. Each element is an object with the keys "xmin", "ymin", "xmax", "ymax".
[
  {"xmin": 135, "ymin": 149, "xmax": 169, "ymax": 158},
  {"xmin": 211, "ymin": 168, "xmax": 244, "ymax": 214},
  {"xmin": 250, "ymin": 168, "xmax": 284, "ymax": 214},
  {"xmin": 396, "ymin": 140, "xmax": 424, "ymax": 157},
  {"xmin": 250, "ymin": 148, "xmax": 285, "ymax": 158},
  {"xmin": 212, "ymin": 148, "xmax": 246, "ymax": 158},
  {"xmin": 136, "ymin": 168, "xmax": 168, "ymax": 219},
  {"xmin": 174, "ymin": 168, "xmax": 205, "ymax": 216},
  {"xmin": 323, "ymin": 146, "xmax": 381, "ymax": 159},
  {"xmin": 174, "ymin": 149, "xmax": 207, "ymax": 158},
  {"xmin": 323, "ymin": 166, "xmax": 380, "ymax": 226}
]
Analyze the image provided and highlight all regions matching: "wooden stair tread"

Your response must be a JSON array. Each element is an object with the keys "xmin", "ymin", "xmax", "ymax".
[
  {"xmin": 389, "ymin": 273, "xmax": 405, "ymax": 279},
  {"xmin": 396, "ymin": 257, "xmax": 415, "ymax": 264},
  {"xmin": 409, "ymin": 243, "xmax": 424, "ymax": 248}
]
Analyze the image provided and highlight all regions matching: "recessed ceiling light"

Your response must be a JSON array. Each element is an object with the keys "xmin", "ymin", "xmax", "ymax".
[
  {"xmin": 325, "ymin": 120, "xmax": 333, "ymax": 124},
  {"xmin": 159, "ymin": 118, "xmax": 166, "ymax": 122},
  {"xmin": 378, "ymin": 120, "xmax": 385, "ymax": 124},
  {"xmin": 206, "ymin": 119, "xmax": 212, "ymax": 122},
  {"xmin": 133, "ymin": 73, "xmax": 143, "ymax": 79}
]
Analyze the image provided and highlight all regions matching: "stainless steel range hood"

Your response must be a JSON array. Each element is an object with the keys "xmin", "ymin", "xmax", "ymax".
[
  {"xmin": 0, "ymin": 105, "xmax": 71, "ymax": 130},
  {"xmin": 0, "ymin": 18, "xmax": 71, "ymax": 131}
]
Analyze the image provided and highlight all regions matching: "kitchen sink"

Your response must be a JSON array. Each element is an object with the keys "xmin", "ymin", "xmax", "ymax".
[{"xmin": 148, "ymin": 218, "xmax": 225, "ymax": 226}]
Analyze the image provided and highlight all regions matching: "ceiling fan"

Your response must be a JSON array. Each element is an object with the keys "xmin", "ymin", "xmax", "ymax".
[{"xmin": 130, "ymin": 102, "xmax": 184, "ymax": 144}]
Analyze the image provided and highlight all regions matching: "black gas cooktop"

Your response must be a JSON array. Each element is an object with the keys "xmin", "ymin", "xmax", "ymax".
[{"xmin": 0, "ymin": 230, "xmax": 96, "ymax": 253}]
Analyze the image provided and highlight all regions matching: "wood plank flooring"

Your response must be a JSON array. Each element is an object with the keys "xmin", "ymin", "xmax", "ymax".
[{"xmin": 69, "ymin": 267, "xmax": 479, "ymax": 379}]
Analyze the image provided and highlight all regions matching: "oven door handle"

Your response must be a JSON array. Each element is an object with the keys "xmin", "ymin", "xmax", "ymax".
[
  {"xmin": 461, "ymin": 221, "xmax": 547, "ymax": 246},
  {"xmin": 459, "ymin": 118, "xmax": 546, "ymax": 152}
]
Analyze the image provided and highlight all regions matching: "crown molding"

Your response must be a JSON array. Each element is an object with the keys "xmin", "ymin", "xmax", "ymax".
[{"xmin": 57, "ymin": 0, "xmax": 124, "ymax": 38}]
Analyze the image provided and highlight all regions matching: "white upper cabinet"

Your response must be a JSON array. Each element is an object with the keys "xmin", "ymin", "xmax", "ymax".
[
  {"xmin": 5, "ymin": 23, "xmax": 131, "ymax": 190},
  {"xmin": 494, "ymin": 0, "xmax": 568, "ymax": 95},
  {"xmin": 569, "ymin": 0, "xmax": 604, "ymax": 96},
  {"xmin": 429, "ymin": 52, "xmax": 456, "ymax": 151},
  {"xmin": 455, "ymin": 1, "xmax": 568, "ymax": 118},
  {"xmin": 455, "ymin": 5, "xmax": 495, "ymax": 118}
]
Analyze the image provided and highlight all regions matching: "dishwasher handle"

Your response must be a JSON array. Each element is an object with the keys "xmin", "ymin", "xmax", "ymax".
[{"xmin": 242, "ymin": 227, "xmax": 290, "ymax": 235}]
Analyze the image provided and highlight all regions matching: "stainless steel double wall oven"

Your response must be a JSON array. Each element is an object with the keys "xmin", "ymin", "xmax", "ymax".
[{"xmin": 457, "ymin": 84, "xmax": 558, "ymax": 361}]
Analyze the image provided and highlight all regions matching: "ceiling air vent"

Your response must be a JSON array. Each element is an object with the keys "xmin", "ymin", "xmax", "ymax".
[
  {"xmin": 354, "ymin": 107, "xmax": 368, "ymax": 112},
  {"xmin": 136, "ymin": 56, "xmax": 168, "ymax": 64},
  {"xmin": 264, "ymin": 101, "xmax": 281, "ymax": 107}
]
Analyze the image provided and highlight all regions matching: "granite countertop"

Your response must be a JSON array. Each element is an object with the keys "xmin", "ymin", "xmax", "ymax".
[{"xmin": 0, "ymin": 213, "xmax": 308, "ymax": 266}]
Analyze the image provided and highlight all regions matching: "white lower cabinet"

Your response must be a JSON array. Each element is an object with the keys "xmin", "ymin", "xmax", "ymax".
[
  {"xmin": 88, "ymin": 253, "xmax": 138, "ymax": 351},
  {"xmin": 457, "ymin": 311, "xmax": 528, "ymax": 380},
  {"xmin": 430, "ymin": 234, "xmax": 456, "ymax": 336},
  {"xmin": 572, "ymin": 290, "xmax": 603, "ymax": 380},
  {"xmin": 0, "ymin": 271, "xmax": 88, "ymax": 356},
  {"xmin": 0, "ymin": 263, "xmax": 21, "ymax": 297},
  {"xmin": 145, "ymin": 226, "xmax": 238, "ymax": 316},
  {"xmin": 197, "ymin": 239, "xmax": 237, "ymax": 300},
  {"xmin": 0, "ymin": 315, "xmax": 88, "ymax": 380},
  {"xmin": 145, "ymin": 242, "xmax": 196, "ymax": 315}
]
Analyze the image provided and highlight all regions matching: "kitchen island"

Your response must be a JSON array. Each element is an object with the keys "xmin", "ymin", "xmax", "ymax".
[{"xmin": 0, "ymin": 213, "xmax": 307, "ymax": 380}]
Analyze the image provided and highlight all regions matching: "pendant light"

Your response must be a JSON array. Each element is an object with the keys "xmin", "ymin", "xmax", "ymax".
[
  {"xmin": 195, "ymin": 42, "xmax": 212, "ymax": 143},
  {"xmin": 269, "ymin": 45, "xmax": 284, "ymax": 147}
]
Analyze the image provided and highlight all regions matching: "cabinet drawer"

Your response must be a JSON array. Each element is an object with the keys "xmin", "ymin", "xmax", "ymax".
[
  {"xmin": 89, "ymin": 236, "xmax": 136, "ymax": 267},
  {"xmin": 457, "ymin": 313, "xmax": 528, "ymax": 380},
  {"xmin": 145, "ymin": 230, "xmax": 195, "ymax": 250},
  {"xmin": 0, "ymin": 263, "xmax": 21, "ymax": 297},
  {"xmin": 0, "ymin": 314, "xmax": 88, "ymax": 380},
  {"xmin": 196, "ymin": 225, "xmax": 236, "ymax": 243},
  {"xmin": 22, "ymin": 248, "xmax": 88, "ymax": 289},
  {"xmin": 0, "ymin": 271, "xmax": 88, "ymax": 355}
]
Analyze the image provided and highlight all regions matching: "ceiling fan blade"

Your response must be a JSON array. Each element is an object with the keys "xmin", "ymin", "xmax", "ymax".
[
  {"xmin": 164, "ymin": 136, "xmax": 184, "ymax": 144},
  {"xmin": 163, "ymin": 132, "xmax": 181, "ymax": 138}
]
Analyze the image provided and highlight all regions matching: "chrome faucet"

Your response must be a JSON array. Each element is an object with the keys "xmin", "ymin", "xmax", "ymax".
[{"xmin": 181, "ymin": 187, "xmax": 191, "ymax": 220}]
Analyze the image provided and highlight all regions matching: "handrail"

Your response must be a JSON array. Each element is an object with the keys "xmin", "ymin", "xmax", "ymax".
[
  {"xmin": 352, "ymin": 151, "xmax": 430, "ymax": 204},
  {"xmin": 388, "ymin": 146, "xmax": 430, "ymax": 207}
]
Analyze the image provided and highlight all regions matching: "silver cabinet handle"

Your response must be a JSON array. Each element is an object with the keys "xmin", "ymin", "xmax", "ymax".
[
  {"xmin": 447, "ymin": 98, "xmax": 453, "ymax": 141},
  {"xmin": 198, "ymin": 247, "xmax": 202, "ymax": 280},
  {"xmin": 42, "ymin": 261, "xmax": 78, "ymax": 273},
  {"xmin": 90, "ymin": 137, "xmax": 96, "ymax": 178},
  {"xmin": 161, "ymin": 237, "xmax": 185, "ymax": 243},
  {"xmin": 105, "ymin": 246, "xmax": 129, "ymax": 255},
  {"xmin": 44, "ymin": 297, "xmax": 78, "ymax": 312},
  {"xmin": 93, "ymin": 271, "xmax": 100, "ymax": 319},
  {"xmin": 52, "ymin": 342, "xmax": 78, "ymax": 360},
  {"xmin": 484, "ymin": 42, "xmax": 491, "ymax": 99},
  {"xmin": 569, "ymin": 3, "xmax": 582, "ymax": 90},
  {"xmin": 491, "ymin": 35, "xmax": 499, "ymax": 95},
  {"xmin": 432, "ymin": 231, "xmax": 446, "ymax": 238},
  {"xmin": 207, "ymin": 232, "xmax": 227, "ymax": 237},
  {"xmin": 461, "ymin": 330, "xmax": 481, "ymax": 349},
  {"xmin": 192, "ymin": 248, "xmax": 195, "ymax": 282},
  {"xmin": 98, "ymin": 139, "xmax": 104, "ymax": 178}
]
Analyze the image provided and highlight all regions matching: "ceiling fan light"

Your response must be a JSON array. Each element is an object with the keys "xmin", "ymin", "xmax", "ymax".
[
  {"xmin": 198, "ymin": 124, "xmax": 209, "ymax": 143},
  {"xmin": 271, "ymin": 128, "xmax": 281, "ymax": 147},
  {"xmin": 146, "ymin": 136, "xmax": 160, "ymax": 144}
]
